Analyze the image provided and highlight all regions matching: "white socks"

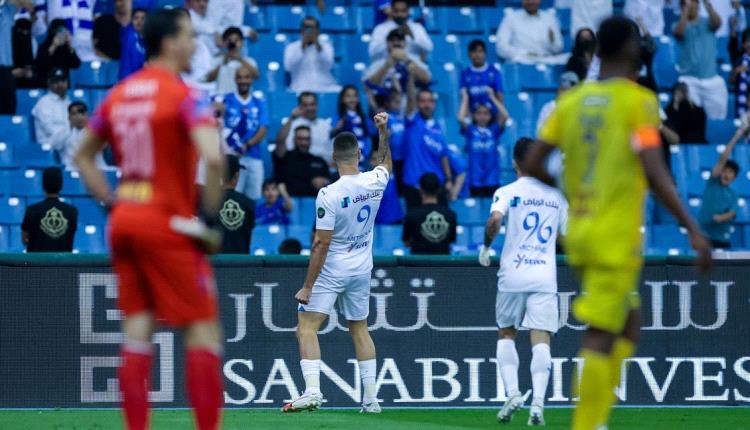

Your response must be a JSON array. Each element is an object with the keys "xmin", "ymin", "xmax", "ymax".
[
  {"xmin": 358, "ymin": 359, "xmax": 377, "ymax": 403},
  {"xmin": 530, "ymin": 343, "xmax": 551, "ymax": 406},
  {"xmin": 497, "ymin": 339, "xmax": 520, "ymax": 397},
  {"xmin": 300, "ymin": 359, "xmax": 321, "ymax": 395}
]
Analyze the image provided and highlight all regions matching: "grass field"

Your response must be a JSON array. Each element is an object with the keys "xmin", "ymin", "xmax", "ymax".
[{"xmin": 0, "ymin": 408, "xmax": 748, "ymax": 430}]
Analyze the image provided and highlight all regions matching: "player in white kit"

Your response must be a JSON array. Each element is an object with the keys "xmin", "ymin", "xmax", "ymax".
[
  {"xmin": 282, "ymin": 113, "xmax": 392, "ymax": 414},
  {"xmin": 478, "ymin": 137, "xmax": 568, "ymax": 426}
]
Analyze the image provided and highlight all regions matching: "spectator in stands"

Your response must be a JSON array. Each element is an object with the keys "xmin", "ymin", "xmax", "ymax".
[
  {"xmin": 369, "ymin": 0, "xmax": 432, "ymax": 61},
  {"xmin": 218, "ymin": 155, "xmax": 256, "ymax": 254},
  {"xmin": 459, "ymin": 97, "xmax": 507, "ymax": 198},
  {"xmin": 21, "ymin": 167, "xmax": 78, "ymax": 252},
  {"xmin": 277, "ymin": 92, "xmax": 334, "ymax": 166},
  {"xmin": 35, "ymin": 19, "xmax": 82, "ymax": 85},
  {"xmin": 625, "ymin": 0, "xmax": 667, "ymax": 36},
  {"xmin": 675, "ymin": 0, "xmax": 728, "ymax": 120},
  {"xmin": 403, "ymin": 79, "xmax": 452, "ymax": 209},
  {"xmin": 93, "ymin": 14, "xmax": 122, "ymax": 60},
  {"xmin": 274, "ymin": 125, "xmax": 331, "ymax": 197},
  {"xmin": 364, "ymin": 28, "xmax": 431, "ymax": 106},
  {"xmin": 188, "ymin": 0, "xmax": 221, "ymax": 56},
  {"xmin": 729, "ymin": 0, "xmax": 748, "ymax": 48},
  {"xmin": 278, "ymin": 238, "xmax": 303, "ymax": 255},
  {"xmin": 9, "ymin": 0, "xmax": 40, "ymax": 90},
  {"xmin": 402, "ymin": 173, "xmax": 457, "ymax": 255},
  {"xmin": 182, "ymin": 17, "xmax": 215, "ymax": 92},
  {"xmin": 370, "ymin": 151, "xmax": 403, "ymax": 225},
  {"xmin": 496, "ymin": 0, "xmax": 564, "ymax": 64},
  {"xmin": 571, "ymin": 0, "xmax": 612, "ymax": 36},
  {"xmin": 459, "ymin": 39, "xmax": 506, "ymax": 121},
  {"xmin": 565, "ymin": 28, "xmax": 597, "ymax": 81},
  {"xmin": 697, "ymin": 0, "xmax": 734, "ymax": 37},
  {"xmin": 0, "ymin": 0, "xmax": 21, "ymax": 113},
  {"xmin": 118, "ymin": 7, "xmax": 146, "ymax": 80},
  {"xmin": 45, "ymin": 0, "xmax": 97, "ymax": 61},
  {"xmin": 50, "ymin": 101, "xmax": 105, "ymax": 170},
  {"xmin": 447, "ymin": 145, "xmax": 468, "ymax": 200},
  {"xmin": 331, "ymin": 85, "xmax": 375, "ymax": 166},
  {"xmin": 255, "ymin": 179, "xmax": 293, "ymax": 225},
  {"xmin": 222, "ymin": 64, "xmax": 268, "ymax": 200},
  {"xmin": 664, "ymin": 82, "xmax": 708, "ymax": 143},
  {"xmin": 208, "ymin": 0, "xmax": 258, "ymax": 39},
  {"xmin": 207, "ymin": 27, "xmax": 258, "ymax": 95},
  {"xmin": 730, "ymin": 29, "xmax": 750, "ymax": 118},
  {"xmin": 699, "ymin": 124, "xmax": 744, "ymax": 248},
  {"xmin": 32, "ymin": 68, "xmax": 70, "ymax": 148},
  {"xmin": 368, "ymin": 90, "xmax": 406, "ymax": 190},
  {"xmin": 537, "ymin": 71, "xmax": 580, "ymax": 133},
  {"xmin": 283, "ymin": 16, "xmax": 339, "ymax": 94}
]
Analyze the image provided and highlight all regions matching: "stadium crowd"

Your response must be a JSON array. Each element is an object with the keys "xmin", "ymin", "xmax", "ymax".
[{"xmin": 0, "ymin": 0, "xmax": 749, "ymax": 254}]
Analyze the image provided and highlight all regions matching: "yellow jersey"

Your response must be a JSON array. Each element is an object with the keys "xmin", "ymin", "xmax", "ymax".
[{"xmin": 538, "ymin": 78, "xmax": 661, "ymax": 269}]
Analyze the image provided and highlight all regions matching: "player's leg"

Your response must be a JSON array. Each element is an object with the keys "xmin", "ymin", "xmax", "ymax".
[
  {"xmin": 571, "ymin": 267, "xmax": 637, "ymax": 430},
  {"xmin": 119, "ymin": 312, "xmax": 156, "ymax": 430},
  {"xmin": 495, "ymin": 291, "xmax": 528, "ymax": 423},
  {"xmin": 282, "ymin": 310, "xmax": 329, "ymax": 412},
  {"xmin": 184, "ymin": 319, "xmax": 223, "ymax": 430},
  {"xmin": 522, "ymin": 292, "xmax": 557, "ymax": 426},
  {"xmin": 341, "ymin": 274, "xmax": 379, "ymax": 413},
  {"xmin": 599, "ymin": 307, "xmax": 640, "ymax": 425}
]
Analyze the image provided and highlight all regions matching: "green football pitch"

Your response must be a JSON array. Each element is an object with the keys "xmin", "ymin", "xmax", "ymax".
[{"xmin": 0, "ymin": 408, "xmax": 748, "ymax": 430}]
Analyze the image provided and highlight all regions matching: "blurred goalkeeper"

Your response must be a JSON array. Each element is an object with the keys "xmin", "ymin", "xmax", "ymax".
[
  {"xmin": 75, "ymin": 9, "xmax": 225, "ymax": 430},
  {"xmin": 524, "ymin": 16, "xmax": 712, "ymax": 430},
  {"xmin": 479, "ymin": 137, "xmax": 568, "ymax": 426},
  {"xmin": 283, "ymin": 112, "xmax": 392, "ymax": 414}
]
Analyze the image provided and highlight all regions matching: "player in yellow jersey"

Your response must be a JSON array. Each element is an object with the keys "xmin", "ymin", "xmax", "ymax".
[{"xmin": 524, "ymin": 16, "xmax": 713, "ymax": 430}]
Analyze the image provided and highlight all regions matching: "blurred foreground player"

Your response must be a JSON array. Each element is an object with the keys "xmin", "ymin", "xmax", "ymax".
[
  {"xmin": 283, "ymin": 113, "xmax": 392, "ymax": 414},
  {"xmin": 479, "ymin": 137, "xmax": 568, "ymax": 426},
  {"xmin": 525, "ymin": 16, "xmax": 712, "ymax": 430},
  {"xmin": 74, "ymin": 9, "xmax": 225, "ymax": 430}
]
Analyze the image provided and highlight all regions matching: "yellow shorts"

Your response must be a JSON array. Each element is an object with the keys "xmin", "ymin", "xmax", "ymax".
[{"xmin": 572, "ymin": 266, "xmax": 641, "ymax": 334}]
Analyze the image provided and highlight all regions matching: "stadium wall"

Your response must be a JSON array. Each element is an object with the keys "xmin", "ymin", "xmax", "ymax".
[{"xmin": 0, "ymin": 254, "xmax": 748, "ymax": 408}]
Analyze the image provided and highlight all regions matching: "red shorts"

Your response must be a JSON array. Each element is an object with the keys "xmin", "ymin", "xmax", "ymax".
[{"xmin": 109, "ymin": 205, "xmax": 218, "ymax": 327}]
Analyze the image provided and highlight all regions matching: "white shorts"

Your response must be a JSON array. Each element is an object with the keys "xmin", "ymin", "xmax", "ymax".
[
  {"xmin": 678, "ymin": 75, "xmax": 728, "ymax": 120},
  {"xmin": 495, "ymin": 291, "xmax": 559, "ymax": 334},
  {"xmin": 298, "ymin": 272, "xmax": 371, "ymax": 321}
]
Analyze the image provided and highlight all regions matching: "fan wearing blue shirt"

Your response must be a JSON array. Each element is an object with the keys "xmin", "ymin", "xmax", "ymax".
[
  {"xmin": 459, "ymin": 39, "xmax": 507, "ymax": 120},
  {"xmin": 255, "ymin": 179, "xmax": 293, "ymax": 225},
  {"xmin": 331, "ymin": 85, "xmax": 375, "ymax": 167},
  {"xmin": 118, "ymin": 8, "xmax": 146, "ymax": 80},
  {"xmin": 222, "ymin": 64, "xmax": 268, "ymax": 200},
  {"xmin": 458, "ymin": 95, "xmax": 507, "ymax": 197},
  {"xmin": 403, "ymin": 85, "xmax": 452, "ymax": 209},
  {"xmin": 368, "ymin": 90, "xmax": 407, "ymax": 191},
  {"xmin": 369, "ymin": 151, "xmax": 404, "ymax": 224}
]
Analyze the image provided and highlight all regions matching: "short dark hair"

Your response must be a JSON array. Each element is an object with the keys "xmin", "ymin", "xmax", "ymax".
[
  {"xmin": 596, "ymin": 16, "xmax": 640, "ymax": 61},
  {"xmin": 262, "ymin": 178, "xmax": 278, "ymax": 191},
  {"xmin": 42, "ymin": 167, "xmax": 63, "ymax": 194},
  {"xmin": 278, "ymin": 238, "xmax": 302, "ymax": 255},
  {"xmin": 142, "ymin": 8, "xmax": 187, "ymax": 60},
  {"xmin": 293, "ymin": 125, "xmax": 311, "ymax": 136},
  {"xmin": 301, "ymin": 15, "xmax": 319, "ymax": 29},
  {"xmin": 333, "ymin": 132, "xmax": 359, "ymax": 162},
  {"xmin": 222, "ymin": 26, "xmax": 243, "ymax": 41},
  {"xmin": 418, "ymin": 172, "xmax": 441, "ymax": 196},
  {"xmin": 468, "ymin": 39, "xmax": 486, "ymax": 53},
  {"xmin": 513, "ymin": 137, "xmax": 534, "ymax": 165},
  {"xmin": 391, "ymin": 0, "xmax": 409, "ymax": 8},
  {"xmin": 387, "ymin": 28, "xmax": 406, "ymax": 42},
  {"xmin": 133, "ymin": 7, "xmax": 147, "ymax": 16},
  {"xmin": 725, "ymin": 160, "xmax": 740, "ymax": 176},
  {"xmin": 298, "ymin": 91, "xmax": 317, "ymax": 104},
  {"xmin": 417, "ymin": 89, "xmax": 433, "ymax": 99},
  {"xmin": 68, "ymin": 101, "xmax": 87, "ymax": 114}
]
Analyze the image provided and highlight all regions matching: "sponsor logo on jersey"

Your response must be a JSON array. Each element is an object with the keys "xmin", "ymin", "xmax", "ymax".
[
  {"xmin": 40, "ymin": 207, "xmax": 68, "ymax": 238},
  {"xmin": 317, "ymin": 207, "xmax": 326, "ymax": 218},
  {"xmin": 220, "ymin": 199, "xmax": 245, "ymax": 231},
  {"xmin": 510, "ymin": 196, "xmax": 521, "ymax": 207},
  {"xmin": 340, "ymin": 197, "xmax": 350, "ymax": 208}
]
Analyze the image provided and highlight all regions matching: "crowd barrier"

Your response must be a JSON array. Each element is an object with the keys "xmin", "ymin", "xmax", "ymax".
[{"xmin": 0, "ymin": 254, "xmax": 748, "ymax": 408}]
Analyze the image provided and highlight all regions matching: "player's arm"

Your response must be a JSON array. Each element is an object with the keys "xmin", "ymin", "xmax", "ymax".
[
  {"xmin": 457, "ymin": 90, "xmax": 469, "ymax": 130},
  {"xmin": 523, "ymin": 140, "xmax": 557, "ymax": 187},
  {"xmin": 705, "ymin": 0, "xmax": 722, "ymax": 32},
  {"xmin": 674, "ymin": 2, "xmax": 690, "ymax": 39},
  {"xmin": 74, "ymin": 129, "xmax": 114, "ymax": 206},
  {"xmin": 487, "ymin": 87, "xmax": 510, "ymax": 126},
  {"xmin": 279, "ymin": 183, "xmax": 294, "ymax": 212},
  {"xmin": 441, "ymin": 155, "xmax": 453, "ymax": 192},
  {"xmin": 711, "ymin": 123, "xmax": 747, "ymax": 177},
  {"xmin": 373, "ymin": 112, "xmax": 392, "ymax": 173},
  {"xmin": 295, "ymin": 229, "xmax": 333, "ymax": 305}
]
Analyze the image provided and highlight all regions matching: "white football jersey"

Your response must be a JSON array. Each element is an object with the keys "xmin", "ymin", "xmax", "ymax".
[
  {"xmin": 315, "ymin": 166, "xmax": 389, "ymax": 278},
  {"xmin": 490, "ymin": 177, "xmax": 568, "ymax": 293}
]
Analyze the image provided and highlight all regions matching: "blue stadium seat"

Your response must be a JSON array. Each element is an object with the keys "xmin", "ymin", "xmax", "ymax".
[
  {"xmin": 254, "ymin": 58, "xmax": 287, "ymax": 93},
  {"xmin": 686, "ymin": 173, "xmax": 708, "ymax": 198},
  {"xmin": 298, "ymin": 198, "xmax": 317, "ymax": 223},
  {"xmin": 478, "ymin": 6, "xmax": 503, "ymax": 34},
  {"xmin": 339, "ymin": 34, "xmax": 371, "ymax": 64},
  {"xmin": 445, "ymin": 6, "xmax": 481, "ymax": 34},
  {"xmin": 15, "ymin": 89, "xmax": 44, "ymax": 116},
  {"xmin": 431, "ymin": 34, "xmax": 463, "ymax": 65},
  {"xmin": 61, "ymin": 171, "xmax": 89, "ymax": 196},
  {"xmin": 0, "ymin": 224, "xmax": 24, "ymax": 252},
  {"xmin": 374, "ymin": 225, "xmax": 404, "ymax": 255},
  {"xmin": 0, "ymin": 197, "xmax": 26, "ymax": 224},
  {"xmin": 501, "ymin": 63, "xmax": 521, "ymax": 94},
  {"xmin": 104, "ymin": 170, "xmax": 119, "ymax": 191},
  {"xmin": 505, "ymin": 92, "xmax": 535, "ymax": 133},
  {"xmin": 745, "ymin": 225, "xmax": 750, "ymax": 248},
  {"xmin": 716, "ymin": 37, "xmax": 730, "ymax": 64},
  {"xmin": 0, "ymin": 142, "xmax": 16, "ymax": 169},
  {"xmin": 355, "ymin": 6, "xmax": 373, "ymax": 34},
  {"xmin": 420, "ymin": 6, "xmax": 445, "ymax": 34},
  {"xmin": 267, "ymin": 5, "xmax": 309, "ymax": 32},
  {"xmin": 14, "ymin": 143, "xmax": 57, "ymax": 168},
  {"xmin": 648, "ymin": 225, "xmax": 690, "ymax": 255},
  {"xmin": 731, "ymin": 225, "xmax": 745, "ymax": 249},
  {"xmin": 653, "ymin": 36, "xmax": 679, "ymax": 90},
  {"xmin": 73, "ymin": 198, "xmax": 108, "ymax": 225},
  {"xmin": 450, "ymin": 198, "xmax": 484, "ymax": 225},
  {"xmin": 73, "ymin": 224, "xmax": 107, "ymax": 253},
  {"xmin": 317, "ymin": 5, "xmax": 355, "ymax": 32},
  {"xmin": 8, "ymin": 169, "xmax": 44, "ymax": 197},
  {"xmin": 251, "ymin": 224, "xmax": 285, "ymax": 255},
  {"xmin": 556, "ymin": 8, "xmax": 571, "ymax": 34},
  {"xmin": 243, "ymin": 5, "xmax": 271, "ymax": 32},
  {"xmin": 683, "ymin": 144, "xmax": 720, "ymax": 174},
  {"xmin": 268, "ymin": 91, "xmax": 299, "ymax": 123},
  {"xmin": 154, "ymin": 0, "xmax": 182, "ymax": 9},
  {"xmin": 317, "ymin": 92, "xmax": 339, "ymax": 119},
  {"xmin": 501, "ymin": 167, "xmax": 517, "ymax": 185},
  {"xmin": 519, "ymin": 64, "xmax": 561, "ymax": 91},
  {"xmin": 0, "ymin": 224, "xmax": 8, "ymax": 251},
  {"xmin": 334, "ymin": 62, "xmax": 367, "ymax": 88},
  {"xmin": 454, "ymin": 224, "xmax": 470, "ymax": 249},
  {"xmin": 734, "ymin": 170, "xmax": 750, "ymax": 197},
  {"xmin": 70, "ymin": 61, "xmax": 119, "ymax": 88},
  {"xmin": 431, "ymin": 62, "xmax": 461, "ymax": 97},
  {"xmin": 706, "ymin": 119, "xmax": 738, "ymax": 145},
  {"xmin": 88, "ymin": 88, "xmax": 110, "ymax": 112},
  {"xmin": 469, "ymin": 225, "xmax": 486, "ymax": 248},
  {"xmin": 0, "ymin": 115, "xmax": 32, "ymax": 145},
  {"xmin": 735, "ymin": 198, "xmax": 750, "ymax": 223},
  {"xmin": 669, "ymin": 146, "xmax": 689, "ymax": 197},
  {"xmin": 286, "ymin": 224, "xmax": 312, "ymax": 248},
  {"xmin": 686, "ymin": 196, "xmax": 702, "ymax": 220}
]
